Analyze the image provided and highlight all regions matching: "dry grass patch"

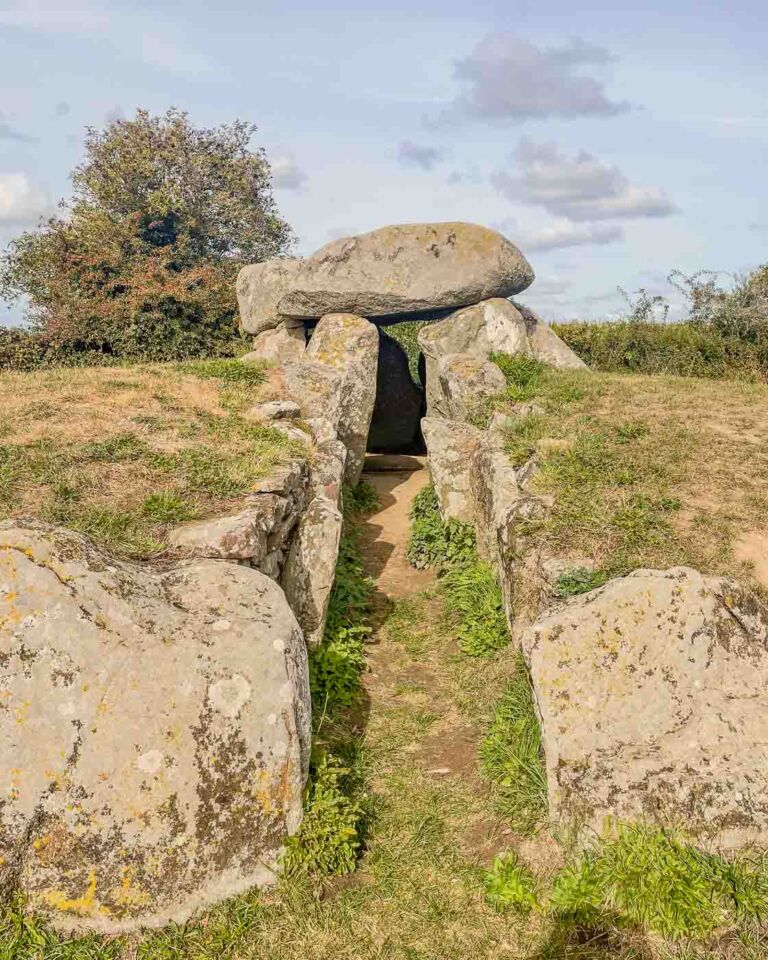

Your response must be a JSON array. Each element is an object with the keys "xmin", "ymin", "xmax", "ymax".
[
  {"xmin": 0, "ymin": 359, "xmax": 304, "ymax": 557},
  {"xmin": 491, "ymin": 361, "xmax": 768, "ymax": 594}
]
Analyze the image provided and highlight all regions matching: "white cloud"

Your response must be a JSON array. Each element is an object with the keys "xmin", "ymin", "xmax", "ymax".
[
  {"xmin": 519, "ymin": 219, "xmax": 624, "ymax": 251},
  {"xmin": 271, "ymin": 154, "xmax": 308, "ymax": 191},
  {"xmin": 445, "ymin": 34, "xmax": 629, "ymax": 123},
  {"xmin": 0, "ymin": 173, "xmax": 52, "ymax": 225},
  {"xmin": 492, "ymin": 139, "xmax": 676, "ymax": 221},
  {"xmin": 398, "ymin": 140, "xmax": 444, "ymax": 170}
]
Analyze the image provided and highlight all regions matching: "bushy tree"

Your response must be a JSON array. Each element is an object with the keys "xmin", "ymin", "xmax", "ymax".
[{"xmin": 0, "ymin": 109, "xmax": 293, "ymax": 360}]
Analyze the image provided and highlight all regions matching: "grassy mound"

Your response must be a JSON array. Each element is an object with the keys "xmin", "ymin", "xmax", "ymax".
[{"xmin": 0, "ymin": 359, "xmax": 303, "ymax": 557}]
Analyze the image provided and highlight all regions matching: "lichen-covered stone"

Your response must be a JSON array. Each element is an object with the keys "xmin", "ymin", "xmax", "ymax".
[
  {"xmin": 469, "ymin": 430, "xmax": 522, "ymax": 563},
  {"xmin": 279, "ymin": 222, "xmax": 534, "ymax": 318},
  {"xmin": 237, "ymin": 258, "xmax": 305, "ymax": 336},
  {"xmin": 523, "ymin": 567, "xmax": 768, "ymax": 848},
  {"xmin": 436, "ymin": 353, "xmax": 506, "ymax": 421},
  {"xmin": 513, "ymin": 301, "xmax": 588, "ymax": 370},
  {"xmin": 242, "ymin": 322, "xmax": 306, "ymax": 364},
  {"xmin": 421, "ymin": 417, "xmax": 481, "ymax": 523},
  {"xmin": 0, "ymin": 520, "xmax": 310, "ymax": 933},
  {"xmin": 418, "ymin": 298, "xmax": 528, "ymax": 416},
  {"xmin": 282, "ymin": 497, "xmax": 343, "ymax": 648},
  {"xmin": 306, "ymin": 313, "xmax": 379, "ymax": 484}
]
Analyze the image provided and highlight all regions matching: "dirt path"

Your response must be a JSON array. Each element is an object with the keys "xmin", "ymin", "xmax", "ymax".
[{"xmin": 358, "ymin": 455, "xmax": 434, "ymax": 601}]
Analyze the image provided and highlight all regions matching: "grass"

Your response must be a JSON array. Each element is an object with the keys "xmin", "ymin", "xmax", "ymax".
[
  {"xmin": 488, "ymin": 358, "xmax": 768, "ymax": 593},
  {"xmin": 481, "ymin": 651, "xmax": 548, "ymax": 834},
  {"xmin": 0, "ymin": 358, "xmax": 304, "ymax": 558},
  {"xmin": 383, "ymin": 319, "xmax": 428, "ymax": 380}
]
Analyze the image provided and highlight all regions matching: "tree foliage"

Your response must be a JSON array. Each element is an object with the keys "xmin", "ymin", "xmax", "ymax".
[{"xmin": 0, "ymin": 109, "xmax": 293, "ymax": 361}]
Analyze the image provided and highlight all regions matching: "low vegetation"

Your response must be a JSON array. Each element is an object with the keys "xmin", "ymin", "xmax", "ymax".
[
  {"xmin": 485, "ymin": 824, "xmax": 768, "ymax": 945},
  {"xmin": 407, "ymin": 482, "xmax": 508, "ymax": 656},
  {"xmin": 0, "ymin": 358, "xmax": 302, "ymax": 557},
  {"xmin": 555, "ymin": 266, "xmax": 768, "ymax": 382}
]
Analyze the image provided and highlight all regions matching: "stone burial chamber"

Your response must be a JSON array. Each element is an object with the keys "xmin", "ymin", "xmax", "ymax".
[{"xmin": 237, "ymin": 220, "xmax": 553, "ymax": 456}]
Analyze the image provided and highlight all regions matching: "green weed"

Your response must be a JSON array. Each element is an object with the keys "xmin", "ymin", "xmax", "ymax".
[
  {"xmin": 549, "ymin": 826, "xmax": 768, "ymax": 941},
  {"xmin": 490, "ymin": 352, "xmax": 546, "ymax": 401},
  {"xmin": 406, "ymin": 484, "xmax": 475, "ymax": 570},
  {"xmin": 552, "ymin": 567, "xmax": 609, "ymax": 598},
  {"xmin": 441, "ymin": 558, "xmax": 508, "ymax": 657},
  {"xmin": 283, "ymin": 753, "xmax": 364, "ymax": 878},
  {"xmin": 485, "ymin": 852, "xmax": 540, "ymax": 914},
  {"xmin": 481, "ymin": 652, "xmax": 547, "ymax": 833}
]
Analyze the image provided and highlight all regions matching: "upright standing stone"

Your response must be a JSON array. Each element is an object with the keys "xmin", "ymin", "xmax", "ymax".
[{"xmin": 306, "ymin": 313, "xmax": 379, "ymax": 484}]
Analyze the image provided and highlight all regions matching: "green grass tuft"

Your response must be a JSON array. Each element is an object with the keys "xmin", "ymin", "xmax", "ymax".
[
  {"xmin": 481, "ymin": 652, "xmax": 548, "ymax": 834},
  {"xmin": 551, "ymin": 567, "xmax": 609, "ymax": 598}
]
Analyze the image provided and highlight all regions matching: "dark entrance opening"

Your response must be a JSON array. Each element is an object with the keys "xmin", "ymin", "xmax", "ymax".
[{"xmin": 367, "ymin": 327, "xmax": 426, "ymax": 455}]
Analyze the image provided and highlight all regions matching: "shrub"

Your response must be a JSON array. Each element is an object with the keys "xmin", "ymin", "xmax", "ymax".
[{"xmin": 0, "ymin": 109, "xmax": 292, "ymax": 366}]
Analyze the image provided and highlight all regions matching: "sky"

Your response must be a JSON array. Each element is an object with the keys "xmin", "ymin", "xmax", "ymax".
[{"xmin": 1, "ymin": 0, "xmax": 767, "ymax": 326}]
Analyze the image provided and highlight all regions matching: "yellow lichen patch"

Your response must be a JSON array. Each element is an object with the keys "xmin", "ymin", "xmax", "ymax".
[
  {"xmin": 38, "ymin": 868, "xmax": 111, "ymax": 918},
  {"xmin": 109, "ymin": 866, "xmax": 151, "ymax": 909}
]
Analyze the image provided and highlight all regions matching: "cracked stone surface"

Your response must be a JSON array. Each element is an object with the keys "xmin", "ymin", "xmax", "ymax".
[{"xmin": 0, "ymin": 520, "xmax": 310, "ymax": 933}]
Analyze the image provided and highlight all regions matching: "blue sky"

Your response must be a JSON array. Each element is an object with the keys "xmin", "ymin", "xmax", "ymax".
[{"xmin": 1, "ymin": 0, "xmax": 766, "ymax": 325}]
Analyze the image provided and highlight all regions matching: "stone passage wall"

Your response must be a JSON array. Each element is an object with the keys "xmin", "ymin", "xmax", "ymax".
[
  {"xmin": 0, "ymin": 311, "xmax": 380, "ymax": 934},
  {"xmin": 411, "ymin": 285, "xmax": 768, "ymax": 852}
]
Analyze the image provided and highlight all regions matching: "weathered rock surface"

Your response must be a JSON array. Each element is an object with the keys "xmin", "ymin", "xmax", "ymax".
[
  {"xmin": 306, "ymin": 313, "xmax": 379, "ymax": 484},
  {"xmin": 421, "ymin": 417, "xmax": 481, "ymax": 523},
  {"xmin": 0, "ymin": 520, "xmax": 311, "ymax": 933},
  {"xmin": 418, "ymin": 298, "xmax": 528, "ymax": 415},
  {"xmin": 279, "ymin": 223, "xmax": 534, "ymax": 318},
  {"xmin": 436, "ymin": 353, "xmax": 506, "ymax": 421},
  {"xmin": 237, "ymin": 258, "xmax": 305, "ymax": 336},
  {"xmin": 168, "ymin": 460, "xmax": 310, "ymax": 583},
  {"xmin": 242, "ymin": 322, "xmax": 306, "ymax": 364},
  {"xmin": 282, "ymin": 497, "xmax": 343, "ymax": 648},
  {"xmin": 513, "ymin": 301, "xmax": 588, "ymax": 370},
  {"xmin": 470, "ymin": 430, "xmax": 522, "ymax": 563},
  {"xmin": 523, "ymin": 567, "xmax": 768, "ymax": 848},
  {"xmin": 367, "ymin": 330, "xmax": 425, "ymax": 454}
]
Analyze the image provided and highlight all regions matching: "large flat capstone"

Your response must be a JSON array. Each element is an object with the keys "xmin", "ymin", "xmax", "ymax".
[
  {"xmin": 278, "ymin": 222, "xmax": 534, "ymax": 318},
  {"xmin": 0, "ymin": 520, "xmax": 311, "ymax": 933}
]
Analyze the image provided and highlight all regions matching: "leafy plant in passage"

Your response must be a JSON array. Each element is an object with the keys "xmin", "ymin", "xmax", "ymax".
[
  {"xmin": 484, "ymin": 824, "xmax": 768, "ymax": 945},
  {"xmin": 484, "ymin": 852, "xmax": 540, "ymax": 914},
  {"xmin": 406, "ymin": 484, "xmax": 475, "ymax": 570},
  {"xmin": 283, "ymin": 752, "xmax": 363, "ymax": 878},
  {"xmin": 481, "ymin": 652, "xmax": 547, "ymax": 833},
  {"xmin": 549, "ymin": 825, "xmax": 768, "ymax": 941},
  {"xmin": 441, "ymin": 558, "xmax": 508, "ymax": 657},
  {"xmin": 295, "ymin": 482, "xmax": 377, "ymax": 877}
]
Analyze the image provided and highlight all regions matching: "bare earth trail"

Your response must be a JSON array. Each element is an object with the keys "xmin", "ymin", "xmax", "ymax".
[{"xmin": 357, "ymin": 456, "xmax": 511, "ymax": 854}]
